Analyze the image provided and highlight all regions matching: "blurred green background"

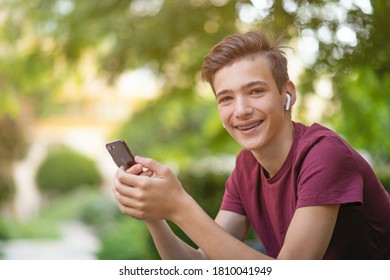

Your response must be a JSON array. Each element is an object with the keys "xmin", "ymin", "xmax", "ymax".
[{"xmin": 0, "ymin": 0, "xmax": 389, "ymax": 260}]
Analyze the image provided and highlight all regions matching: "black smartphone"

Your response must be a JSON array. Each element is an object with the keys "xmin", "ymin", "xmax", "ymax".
[{"xmin": 105, "ymin": 139, "xmax": 136, "ymax": 169}]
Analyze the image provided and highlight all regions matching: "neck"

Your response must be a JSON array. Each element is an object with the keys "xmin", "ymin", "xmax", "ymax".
[{"xmin": 252, "ymin": 121, "xmax": 295, "ymax": 178}]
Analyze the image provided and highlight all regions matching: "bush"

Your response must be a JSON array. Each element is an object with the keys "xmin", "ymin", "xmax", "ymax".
[
  {"xmin": 179, "ymin": 170, "xmax": 228, "ymax": 218},
  {"xmin": 0, "ymin": 218, "xmax": 10, "ymax": 240},
  {"xmin": 379, "ymin": 174, "xmax": 390, "ymax": 194},
  {"xmin": 0, "ymin": 167, "xmax": 15, "ymax": 205},
  {"xmin": 96, "ymin": 217, "xmax": 159, "ymax": 260},
  {"xmin": 2, "ymin": 189, "xmax": 106, "ymax": 241},
  {"xmin": 158, "ymin": 170, "xmax": 228, "ymax": 248},
  {"xmin": 36, "ymin": 145, "xmax": 102, "ymax": 195},
  {"xmin": 79, "ymin": 192, "xmax": 159, "ymax": 260},
  {"xmin": 80, "ymin": 194, "xmax": 121, "ymax": 235}
]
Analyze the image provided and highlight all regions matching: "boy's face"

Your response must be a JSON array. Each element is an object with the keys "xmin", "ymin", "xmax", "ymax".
[{"xmin": 213, "ymin": 56, "xmax": 290, "ymax": 153}]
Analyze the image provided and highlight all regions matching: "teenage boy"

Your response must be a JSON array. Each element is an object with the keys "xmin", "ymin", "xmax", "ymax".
[{"xmin": 113, "ymin": 31, "xmax": 390, "ymax": 259}]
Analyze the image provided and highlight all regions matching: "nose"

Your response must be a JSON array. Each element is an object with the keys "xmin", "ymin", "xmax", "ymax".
[{"xmin": 234, "ymin": 96, "xmax": 253, "ymax": 118}]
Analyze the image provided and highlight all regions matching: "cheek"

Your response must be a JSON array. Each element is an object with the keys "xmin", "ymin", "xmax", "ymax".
[
  {"xmin": 217, "ymin": 107, "xmax": 229, "ymax": 122},
  {"xmin": 262, "ymin": 99, "xmax": 283, "ymax": 114}
]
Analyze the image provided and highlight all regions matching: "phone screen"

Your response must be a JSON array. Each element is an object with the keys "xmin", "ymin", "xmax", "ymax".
[{"xmin": 105, "ymin": 140, "xmax": 136, "ymax": 169}]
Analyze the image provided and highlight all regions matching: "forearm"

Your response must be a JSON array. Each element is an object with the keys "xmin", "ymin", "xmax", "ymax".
[
  {"xmin": 145, "ymin": 220, "xmax": 207, "ymax": 260},
  {"xmin": 173, "ymin": 196, "xmax": 273, "ymax": 260}
]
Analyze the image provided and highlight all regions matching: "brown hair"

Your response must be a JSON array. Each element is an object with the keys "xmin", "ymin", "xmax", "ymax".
[{"xmin": 201, "ymin": 31, "xmax": 290, "ymax": 94}]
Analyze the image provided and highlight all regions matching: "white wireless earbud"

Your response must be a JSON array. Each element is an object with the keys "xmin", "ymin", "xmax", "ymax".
[{"xmin": 285, "ymin": 93, "xmax": 292, "ymax": 111}]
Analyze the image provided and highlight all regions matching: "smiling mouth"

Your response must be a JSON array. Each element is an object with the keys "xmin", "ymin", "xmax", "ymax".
[{"xmin": 235, "ymin": 121, "xmax": 263, "ymax": 131}]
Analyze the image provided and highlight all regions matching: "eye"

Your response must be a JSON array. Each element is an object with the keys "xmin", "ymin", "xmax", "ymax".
[
  {"xmin": 250, "ymin": 88, "xmax": 264, "ymax": 95},
  {"xmin": 217, "ymin": 95, "xmax": 233, "ymax": 104}
]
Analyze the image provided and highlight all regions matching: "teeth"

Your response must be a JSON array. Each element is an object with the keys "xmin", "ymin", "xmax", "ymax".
[
  {"xmin": 237, "ymin": 121, "xmax": 261, "ymax": 130},
  {"xmin": 239, "ymin": 124, "xmax": 256, "ymax": 130}
]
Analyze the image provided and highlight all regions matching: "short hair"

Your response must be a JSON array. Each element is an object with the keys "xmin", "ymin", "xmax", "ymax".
[{"xmin": 201, "ymin": 31, "xmax": 290, "ymax": 94}]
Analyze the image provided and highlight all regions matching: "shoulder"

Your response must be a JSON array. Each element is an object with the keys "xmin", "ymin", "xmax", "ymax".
[
  {"xmin": 294, "ymin": 122, "xmax": 357, "ymax": 163},
  {"xmin": 293, "ymin": 123, "xmax": 365, "ymax": 206},
  {"xmin": 295, "ymin": 122, "xmax": 343, "ymax": 143}
]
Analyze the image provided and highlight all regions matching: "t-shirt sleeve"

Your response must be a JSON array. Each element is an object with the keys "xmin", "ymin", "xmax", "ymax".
[
  {"xmin": 220, "ymin": 151, "xmax": 250, "ymax": 216},
  {"xmin": 220, "ymin": 172, "xmax": 247, "ymax": 215},
  {"xmin": 296, "ymin": 136, "xmax": 364, "ymax": 208}
]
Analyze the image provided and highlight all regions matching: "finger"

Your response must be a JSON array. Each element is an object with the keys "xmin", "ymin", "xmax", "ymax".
[
  {"xmin": 116, "ymin": 167, "xmax": 151, "ymax": 189},
  {"xmin": 114, "ymin": 179, "xmax": 139, "ymax": 197},
  {"xmin": 125, "ymin": 163, "xmax": 143, "ymax": 175},
  {"xmin": 117, "ymin": 203, "xmax": 145, "ymax": 220},
  {"xmin": 115, "ymin": 190, "xmax": 142, "ymax": 209},
  {"xmin": 113, "ymin": 170, "xmax": 135, "ymax": 195},
  {"xmin": 113, "ymin": 168, "xmax": 128, "ymax": 190},
  {"xmin": 135, "ymin": 156, "xmax": 170, "ymax": 177}
]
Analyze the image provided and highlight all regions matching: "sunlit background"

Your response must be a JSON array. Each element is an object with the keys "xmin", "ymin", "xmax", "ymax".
[{"xmin": 0, "ymin": 0, "xmax": 389, "ymax": 260}]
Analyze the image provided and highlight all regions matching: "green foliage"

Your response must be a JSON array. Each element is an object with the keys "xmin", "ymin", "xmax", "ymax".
[
  {"xmin": 79, "ymin": 195, "xmax": 121, "ymax": 235},
  {"xmin": 329, "ymin": 68, "xmax": 390, "ymax": 161},
  {"xmin": 0, "ymin": 116, "xmax": 27, "ymax": 161},
  {"xmin": 36, "ymin": 145, "xmax": 102, "ymax": 196},
  {"xmin": 1, "ymin": 0, "xmax": 387, "ymax": 154},
  {"xmin": 1, "ymin": 0, "xmax": 388, "ymax": 209},
  {"xmin": 0, "ymin": 116, "xmax": 28, "ymax": 203},
  {"xmin": 0, "ymin": 166, "xmax": 15, "ymax": 205},
  {"xmin": 96, "ymin": 217, "xmax": 159, "ymax": 260},
  {"xmin": 379, "ymin": 176, "xmax": 390, "ymax": 194},
  {"xmin": 0, "ymin": 218, "xmax": 10, "ymax": 240},
  {"xmin": 1, "ymin": 189, "xmax": 106, "ymax": 240},
  {"xmin": 40, "ymin": 188, "xmax": 101, "ymax": 221},
  {"xmin": 179, "ymin": 170, "xmax": 228, "ymax": 218},
  {"xmin": 166, "ymin": 169, "xmax": 229, "ymax": 248},
  {"xmin": 2, "ymin": 217, "xmax": 61, "ymax": 240},
  {"xmin": 77, "ymin": 191, "xmax": 160, "ymax": 260},
  {"xmin": 376, "ymin": 163, "xmax": 390, "ymax": 194}
]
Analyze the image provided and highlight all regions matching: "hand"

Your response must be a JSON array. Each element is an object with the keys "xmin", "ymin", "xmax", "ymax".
[
  {"xmin": 113, "ymin": 156, "xmax": 191, "ymax": 221},
  {"xmin": 112, "ymin": 161, "xmax": 153, "ymax": 194}
]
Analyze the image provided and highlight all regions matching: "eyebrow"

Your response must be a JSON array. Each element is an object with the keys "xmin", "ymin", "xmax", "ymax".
[{"xmin": 215, "ymin": 80, "xmax": 269, "ymax": 98}]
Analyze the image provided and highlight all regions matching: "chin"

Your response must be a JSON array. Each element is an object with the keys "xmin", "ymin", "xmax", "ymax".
[{"xmin": 238, "ymin": 141, "xmax": 263, "ymax": 152}]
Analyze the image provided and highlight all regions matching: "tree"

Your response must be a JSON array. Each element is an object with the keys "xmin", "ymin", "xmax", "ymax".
[{"xmin": 1, "ymin": 0, "xmax": 388, "ymax": 206}]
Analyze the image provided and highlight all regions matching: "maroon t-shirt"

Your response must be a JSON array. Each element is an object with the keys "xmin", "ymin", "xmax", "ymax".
[{"xmin": 221, "ymin": 122, "xmax": 390, "ymax": 259}]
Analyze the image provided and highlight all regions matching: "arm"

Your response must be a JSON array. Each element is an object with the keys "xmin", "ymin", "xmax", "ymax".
[
  {"xmin": 144, "ymin": 220, "xmax": 205, "ymax": 259},
  {"xmin": 172, "ymin": 198, "xmax": 339, "ymax": 259},
  {"xmin": 172, "ymin": 197, "xmax": 270, "ymax": 260},
  {"xmin": 114, "ymin": 156, "xmax": 339, "ymax": 259},
  {"xmin": 143, "ymin": 210, "xmax": 250, "ymax": 260},
  {"xmin": 278, "ymin": 204, "xmax": 340, "ymax": 259}
]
